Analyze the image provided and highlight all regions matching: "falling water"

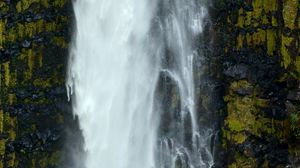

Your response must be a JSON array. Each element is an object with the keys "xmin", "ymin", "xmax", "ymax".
[
  {"xmin": 155, "ymin": 0, "xmax": 214, "ymax": 168},
  {"xmin": 67, "ymin": 0, "xmax": 213, "ymax": 168}
]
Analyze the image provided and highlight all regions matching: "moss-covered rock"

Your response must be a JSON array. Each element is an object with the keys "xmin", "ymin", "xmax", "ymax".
[
  {"xmin": 0, "ymin": 0, "xmax": 74, "ymax": 167},
  {"xmin": 213, "ymin": 0, "xmax": 300, "ymax": 167}
]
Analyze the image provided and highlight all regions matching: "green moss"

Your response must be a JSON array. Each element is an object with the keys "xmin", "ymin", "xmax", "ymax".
[
  {"xmin": 229, "ymin": 80, "xmax": 252, "ymax": 94},
  {"xmin": 236, "ymin": 34, "xmax": 244, "ymax": 49},
  {"xmin": 52, "ymin": 36, "xmax": 68, "ymax": 48},
  {"xmin": 294, "ymin": 57, "xmax": 300, "ymax": 78},
  {"xmin": 282, "ymin": 0, "xmax": 298, "ymax": 29},
  {"xmin": 253, "ymin": 28, "xmax": 266, "ymax": 46},
  {"xmin": 225, "ymin": 96, "xmax": 257, "ymax": 132},
  {"xmin": 289, "ymin": 143, "xmax": 300, "ymax": 160},
  {"xmin": 15, "ymin": 0, "xmax": 66, "ymax": 12},
  {"xmin": 271, "ymin": 16, "xmax": 278, "ymax": 26},
  {"xmin": 252, "ymin": 0, "xmax": 262, "ymax": 20},
  {"xmin": 290, "ymin": 112, "xmax": 300, "ymax": 138},
  {"xmin": 38, "ymin": 151, "xmax": 61, "ymax": 168},
  {"xmin": 0, "ymin": 20, "xmax": 4, "ymax": 48},
  {"xmin": 236, "ymin": 8, "xmax": 244, "ymax": 28},
  {"xmin": 263, "ymin": 0, "xmax": 277, "ymax": 12},
  {"xmin": 244, "ymin": 11, "xmax": 252, "ymax": 27},
  {"xmin": 0, "ymin": 110, "xmax": 3, "ymax": 133},
  {"xmin": 281, "ymin": 35, "xmax": 293, "ymax": 68},
  {"xmin": 3, "ymin": 62, "xmax": 10, "ymax": 87},
  {"xmin": 267, "ymin": 30, "xmax": 276, "ymax": 56},
  {"xmin": 0, "ymin": 139, "xmax": 5, "ymax": 158},
  {"xmin": 0, "ymin": 2, "xmax": 9, "ymax": 13},
  {"xmin": 229, "ymin": 153, "xmax": 257, "ymax": 168},
  {"xmin": 233, "ymin": 132, "xmax": 247, "ymax": 144}
]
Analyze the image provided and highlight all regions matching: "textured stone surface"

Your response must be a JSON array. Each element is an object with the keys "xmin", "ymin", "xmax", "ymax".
[
  {"xmin": 213, "ymin": 0, "xmax": 300, "ymax": 167},
  {"xmin": 0, "ymin": 0, "xmax": 75, "ymax": 167}
]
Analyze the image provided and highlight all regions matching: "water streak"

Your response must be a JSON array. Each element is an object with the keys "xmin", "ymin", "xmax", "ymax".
[{"xmin": 67, "ymin": 0, "xmax": 213, "ymax": 168}]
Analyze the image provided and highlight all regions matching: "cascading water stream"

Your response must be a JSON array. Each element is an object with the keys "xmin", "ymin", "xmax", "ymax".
[
  {"xmin": 154, "ymin": 1, "xmax": 214, "ymax": 168},
  {"xmin": 67, "ymin": 0, "xmax": 213, "ymax": 168}
]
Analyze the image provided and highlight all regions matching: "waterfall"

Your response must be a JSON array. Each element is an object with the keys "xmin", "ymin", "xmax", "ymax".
[{"xmin": 67, "ymin": 0, "xmax": 213, "ymax": 168}]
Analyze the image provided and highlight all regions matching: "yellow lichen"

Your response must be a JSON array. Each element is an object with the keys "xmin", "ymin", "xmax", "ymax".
[
  {"xmin": 244, "ymin": 11, "xmax": 252, "ymax": 27},
  {"xmin": 282, "ymin": 0, "xmax": 298, "ymax": 29},
  {"xmin": 267, "ymin": 30, "xmax": 276, "ymax": 56},
  {"xmin": 295, "ymin": 57, "xmax": 300, "ymax": 76},
  {"xmin": 38, "ymin": 151, "xmax": 61, "ymax": 168},
  {"xmin": 3, "ymin": 62, "xmax": 10, "ymax": 87},
  {"xmin": 7, "ymin": 27, "xmax": 17, "ymax": 42},
  {"xmin": 33, "ymin": 78, "xmax": 51, "ymax": 88},
  {"xmin": 229, "ymin": 153, "xmax": 257, "ymax": 168},
  {"xmin": 37, "ymin": 47, "xmax": 43, "ymax": 67},
  {"xmin": 271, "ymin": 16, "xmax": 278, "ymax": 26},
  {"xmin": 8, "ymin": 94, "xmax": 16, "ymax": 105},
  {"xmin": 252, "ymin": 28, "xmax": 266, "ymax": 46},
  {"xmin": 53, "ymin": 0, "xmax": 66, "ymax": 8},
  {"xmin": 252, "ymin": 0, "xmax": 262, "ymax": 20},
  {"xmin": 0, "ymin": 139, "xmax": 5, "ymax": 158},
  {"xmin": 281, "ymin": 35, "xmax": 293, "ymax": 68},
  {"xmin": 236, "ymin": 8, "xmax": 244, "ymax": 28},
  {"xmin": 246, "ymin": 33, "xmax": 252, "ymax": 46},
  {"xmin": 233, "ymin": 132, "xmax": 247, "ymax": 144},
  {"xmin": 41, "ymin": 0, "xmax": 49, "ymax": 8},
  {"xmin": 7, "ymin": 153, "xmax": 16, "ymax": 167},
  {"xmin": 0, "ymin": 110, "xmax": 3, "ymax": 133},
  {"xmin": 225, "ymin": 96, "xmax": 257, "ymax": 132},
  {"xmin": 229, "ymin": 80, "xmax": 252, "ymax": 94},
  {"xmin": 0, "ymin": 20, "xmax": 4, "ymax": 48},
  {"xmin": 16, "ymin": 0, "xmax": 39, "ymax": 13},
  {"xmin": 263, "ymin": 0, "xmax": 277, "ymax": 12},
  {"xmin": 262, "ymin": 14, "xmax": 268, "ymax": 25},
  {"xmin": 53, "ymin": 37, "xmax": 68, "ymax": 48},
  {"xmin": 27, "ymin": 49, "xmax": 35, "ymax": 79},
  {"xmin": 236, "ymin": 34, "xmax": 244, "ymax": 49}
]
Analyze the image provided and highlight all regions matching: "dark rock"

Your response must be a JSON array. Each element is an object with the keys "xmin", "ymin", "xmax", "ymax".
[
  {"xmin": 243, "ymin": 5, "xmax": 253, "ymax": 11},
  {"xmin": 224, "ymin": 64, "xmax": 248, "ymax": 79},
  {"xmin": 287, "ymin": 86, "xmax": 300, "ymax": 101},
  {"xmin": 16, "ymin": 90, "xmax": 31, "ymax": 99},
  {"xmin": 5, "ymin": 141, "xmax": 15, "ymax": 152},
  {"xmin": 236, "ymin": 87, "xmax": 252, "ymax": 96},
  {"xmin": 0, "ymin": 133, "xmax": 9, "ymax": 139},
  {"xmin": 263, "ymin": 105, "xmax": 286, "ymax": 120},
  {"xmin": 22, "ymin": 39, "xmax": 31, "ymax": 48}
]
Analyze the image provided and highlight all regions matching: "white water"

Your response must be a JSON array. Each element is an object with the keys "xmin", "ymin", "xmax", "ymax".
[
  {"xmin": 67, "ymin": 0, "xmax": 213, "ymax": 168},
  {"xmin": 156, "ymin": 1, "xmax": 214, "ymax": 168}
]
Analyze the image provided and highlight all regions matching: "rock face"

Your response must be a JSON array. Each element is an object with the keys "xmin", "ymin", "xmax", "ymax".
[
  {"xmin": 1, "ymin": 0, "xmax": 299, "ymax": 168},
  {"xmin": 0, "ymin": 0, "xmax": 81, "ymax": 167},
  {"xmin": 212, "ymin": 0, "xmax": 300, "ymax": 167}
]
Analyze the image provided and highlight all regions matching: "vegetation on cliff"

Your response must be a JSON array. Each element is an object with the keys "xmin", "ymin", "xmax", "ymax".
[
  {"xmin": 214, "ymin": 0, "xmax": 300, "ymax": 167},
  {"xmin": 0, "ymin": 0, "xmax": 74, "ymax": 167}
]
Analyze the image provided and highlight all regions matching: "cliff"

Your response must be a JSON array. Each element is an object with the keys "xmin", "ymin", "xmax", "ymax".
[
  {"xmin": 213, "ymin": 0, "xmax": 300, "ymax": 167},
  {"xmin": 0, "ymin": 0, "xmax": 299, "ymax": 167},
  {"xmin": 0, "ymin": 0, "xmax": 79, "ymax": 167}
]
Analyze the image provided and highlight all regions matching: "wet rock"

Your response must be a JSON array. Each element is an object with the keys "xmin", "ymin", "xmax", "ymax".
[
  {"xmin": 22, "ymin": 39, "xmax": 31, "ymax": 48},
  {"xmin": 16, "ymin": 90, "xmax": 31, "ymax": 99},
  {"xmin": 243, "ymin": 5, "xmax": 253, "ymax": 11},
  {"xmin": 0, "ymin": 133, "xmax": 9, "ymax": 139},
  {"xmin": 15, "ymin": 137, "xmax": 33, "ymax": 152},
  {"xmin": 285, "ymin": 101, "xmax": 297, "ymax": 114},
  {"xmin": 287, "ymin": 86, "xmax": 300, "ymax": 101},
  {"xmin": 263, "ymin": 105, "xmax": 286, "ymax": 120},
  {"xmin": 236, "ymin": 87, "xmax": 252, "ymax": 96},
  {"xmin": 5, "ymin": 141, "xmax": 15, "ymax": 153},
  {"xmin": 224, "ymin": 64, "xmax": 248, "ymax": 80}
]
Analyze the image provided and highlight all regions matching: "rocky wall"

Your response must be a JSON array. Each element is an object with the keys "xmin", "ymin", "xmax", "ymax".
[
  {"xmin": 213, "ymin": 0, "xmax": 300, "ymax": 167},
  {"xmin": 0, "ymin": 0, "xmax": 75, "ymax": 167}
]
